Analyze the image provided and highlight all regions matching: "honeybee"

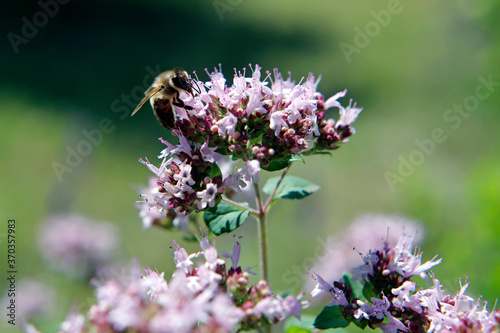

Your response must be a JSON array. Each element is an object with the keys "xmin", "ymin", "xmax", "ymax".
[{"xmin": 131, "ymin": 68, "xmax": 198, "ymax": 129}]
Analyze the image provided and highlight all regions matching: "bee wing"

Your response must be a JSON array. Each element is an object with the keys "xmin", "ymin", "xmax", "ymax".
[{"xmin": 131, "ymin": 85, "xmax": 163, "ymax": 116}]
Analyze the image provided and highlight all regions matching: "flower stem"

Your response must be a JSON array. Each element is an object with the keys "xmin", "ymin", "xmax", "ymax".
[
  {"xmin": 254, "ymin": 182, "xmax": 269, "ymax": 283},
  {"xmin": 222, "ymin": 197, "xmax": 259, "ymax": 216},
  {"xmin": 263, "ymin": 165, "xmax": 291, "ymax": 212}
]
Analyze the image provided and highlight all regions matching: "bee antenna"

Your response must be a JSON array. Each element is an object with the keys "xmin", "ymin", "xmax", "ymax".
[
  {"xmin": 190, "ymin": 72, "xmax": 202, "ymax": 94},
  {"xmin": 190, "ymin": 79, "xmax": 201, "ymax": 95}
]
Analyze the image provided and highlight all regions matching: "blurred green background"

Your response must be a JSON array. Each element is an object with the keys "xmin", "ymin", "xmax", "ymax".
[{"xmin": 1, "ymin": 0, "xmax": 499, "ymax": 331}]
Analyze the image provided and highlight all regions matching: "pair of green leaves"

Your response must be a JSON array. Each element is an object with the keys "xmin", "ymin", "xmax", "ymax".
[{"xmin": 204, "ymin": 176, "xmax": 320, "ymax": 235}]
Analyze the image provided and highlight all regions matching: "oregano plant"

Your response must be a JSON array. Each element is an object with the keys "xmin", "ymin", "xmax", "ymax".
[{"xmin": 24, "ymin": 65, "xmax": 500, "ymax": 333}]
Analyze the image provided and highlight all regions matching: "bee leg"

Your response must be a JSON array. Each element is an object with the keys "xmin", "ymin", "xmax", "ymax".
[{"xmin": 172, "ymin": 92, "xmax": 194, "ymax": 110}]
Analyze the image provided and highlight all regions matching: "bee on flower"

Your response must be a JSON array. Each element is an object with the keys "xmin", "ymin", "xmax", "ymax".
[{"xmin": 135, "ymin": 64, "xmax": 362, "ymax": 231}]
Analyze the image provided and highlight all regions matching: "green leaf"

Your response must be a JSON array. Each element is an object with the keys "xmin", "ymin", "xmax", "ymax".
[
  {"xmin": 208, "ymin": 162, "xmax": 222, "ymax": 179},
  {"xmin": 342, "ymin": 274, "xmax": 366, "ymax": 302},
  {"xmin": 350, "ymin": 317, "xmax": 368, "ymax": 329},
  {"xmin": 261, "ymin": 154, "xmax": 305, "ymax": 171},
  {"xmin": 302, "ymin": 145, "xmax": 334, "ymax": 156},
  {"xmin": 203, "ymin": 201, "xmax": 251, "ymax": 235},
  {"xmin": 362, "ymin": 281, "xmax": 378, "ymax": 301},
  {"xmin": 263, "ymin": 176, "xmax": 320, "ymax": 201},
  {"xmin": 339, "ymin": 275, "xmax": 369, "ymax": 329},
  {"xmin": 289, "ymin": 154, "xmax": 305, "ymax": 163},
  {"xmin": 262, "ymin": 158, "xmax": 291, "ymax": 172},
  {"xmin": 313, "ymin": 305, "xmax": 349, "ymax": 329},
  {"xmin": 285, "ymin": 326, "xmax": 312, "ymax": 333},
  {"xmin": 313, "ymin": 151, "xmax": 333, "ymax": 156},
  {"xmin": 247, "ymin": 132, "xmax": 264, "ymax": 148},
  {"xmin": 285, "ymin": 315, "xmax": 342, "ymax": 333}
]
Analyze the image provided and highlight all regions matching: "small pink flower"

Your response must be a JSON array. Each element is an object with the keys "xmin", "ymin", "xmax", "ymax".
[
  {"xmin": 173, "ymin": 160, "xmax": 195, "ymax": 186},
  {"xmin": 221, "ymin": 240, "xmax": 241, "ymax": 269},
  {"xmin": 217, "ymin": 113, "xmax": 238, "ymax": 137},
  {"xmin": 200, "ymin": 138, "xmax": 222, "ymax": 163},
  {"xmin": 269, "ymin": 110, "xmax": 289, "ymax": 136},
  {"xmin": 196, "ymin": 182, "xmax": 218, "ymax": 209},
  {"xmin": 239, "ymin": 159, "xmax": 260, "ymax": 184},
  {"xmin": 171, "ymin": 241, "xmax": 196, "ymax": 275},
  {"xmin": 336, "ymin": 99, "xmax": 363, "ymax": 128},
  {"xmin": 324, "ymin": 89, "xmax": 347, "ymax": 109},
  {"xmin": 59, "ymin": 305, "xmax": 87, "ymax": 333}
]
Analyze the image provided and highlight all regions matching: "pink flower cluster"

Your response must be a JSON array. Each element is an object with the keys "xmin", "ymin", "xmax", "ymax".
[
  {"xmin": 307, "ymin": 214, "xmax": 424, "ymax": 297},
  {"xmin": 349, "ymin": 232, "xmax": 442, "ymax": 283},
  {"xmin": 87, "ymin": 264, "xmax": 243, "ymax": 333},
  {"xmin": 137, "ymin": 136, "xmax": 225, "ymax": 222},
  {"xmin": 176, "ymin": 65, "xmax": 362, "ymax": 169},
  {"xmin": 311, "ymin": 233, "xmax": 500, "ymax": 332},
  {"xmin": 137, "ymin": 138, "xmax": 259, "ymax": 229},
  {"xmin": 30, "ymin": 235, "xmax": 308, "ymax": 333},
  {"xmin": 136, "ymin": 65, "xmax": 361, "ymax": 230}
]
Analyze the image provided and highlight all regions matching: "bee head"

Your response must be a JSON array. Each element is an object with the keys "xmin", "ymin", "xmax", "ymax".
[{"xmin": 171, "ymin": 69, "xmax": 193, "ymax": 94}]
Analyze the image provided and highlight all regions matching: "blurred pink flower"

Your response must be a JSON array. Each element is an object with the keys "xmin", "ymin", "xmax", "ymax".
[
  {"xmin": 38, "ymin": 214, "xmax": 118, "ymax": 277},
  {"xmin": 59, "ymin": 305, "xmax": 86, "ymax": 333},
  {"xmin": 1, "ymin": 279, "xmax": 55, "ymax": 321},
  {"xmin": 28, "ymin": 235, "xmax": 309, "ymax": 332}
]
